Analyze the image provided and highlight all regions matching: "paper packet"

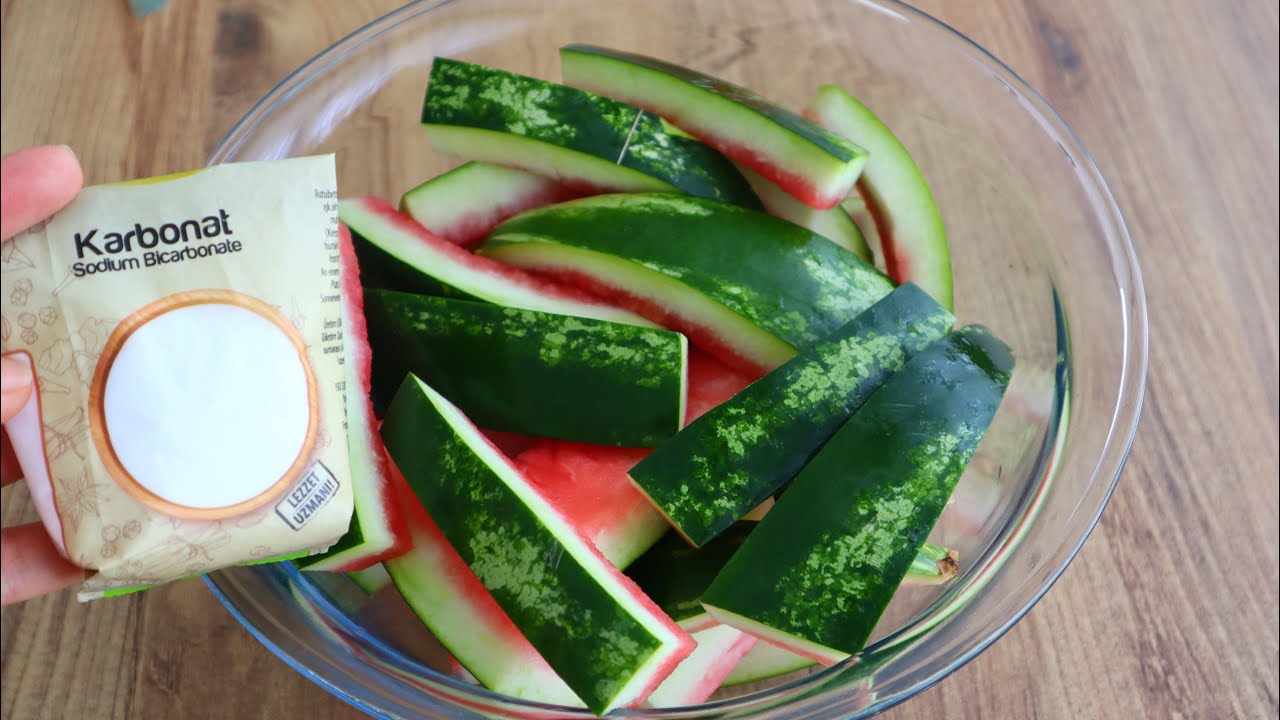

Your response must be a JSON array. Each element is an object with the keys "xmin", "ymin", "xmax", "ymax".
[{"xmin": 0, "ymin": 156, "xmax": 354, "ymax": 599}]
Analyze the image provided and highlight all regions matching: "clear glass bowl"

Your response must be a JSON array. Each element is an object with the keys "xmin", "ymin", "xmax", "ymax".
[{"xmin": 203, "ymin": 1, "xmax": 1147, "ymax": 717}]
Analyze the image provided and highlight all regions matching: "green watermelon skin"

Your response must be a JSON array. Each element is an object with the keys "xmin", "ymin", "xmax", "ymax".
[
  {"xmin": 628, "ymin": 516, "xmax": 959, "ymax": 643},
  {"xmin": 421, "ymin": 58, "xmax": 761, "ymax": 208},
  {"xmin": 702, "ymin": 325, "xmax": 1013, "ymax": 663},
  {"xmin": 380, "ymin": 375, "xmax": 694, "ymax": 714},
  {"xmin": 629, "ymin": 283, "xmax": 952, "ymax": 546},
  {"xmin": 481, "ymin": 193, "xmax": 893, "ymax": 374},
  {"xmin": 364, "ymin": 290, "xmax": 686, "ymax": 448},
  {"xmin": 559, "ymin": 44, "xmax": 867, "ymax": 210}
]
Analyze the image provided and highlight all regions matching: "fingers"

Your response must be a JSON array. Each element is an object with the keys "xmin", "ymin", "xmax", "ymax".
[
  {"xmin": 1, "ymin": 428, "xmax": 20, "ymax": 486},
  {"xmin": 1, "ymin": 145, "xmax": 84, "ymax": 242},
  {"xmin": 0, "ymin": 522, "xmax": 85, "ymax": 605},
  {"xmin": 1, "ymin": 354, "xmax": 34, "ymax": 425},
  {"xmin": 0, "ymin": 146, "xmax": 87, "ymax": 605}
]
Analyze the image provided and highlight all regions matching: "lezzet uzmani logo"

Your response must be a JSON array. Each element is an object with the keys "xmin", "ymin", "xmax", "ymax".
[{"xmin": 276, "ymin": 460, "xmax": 340, "ymax": 531}]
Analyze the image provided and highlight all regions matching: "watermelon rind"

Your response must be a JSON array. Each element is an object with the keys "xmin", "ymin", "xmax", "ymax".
[
  {"xmin": 339, "ymin": 196, "xmax": 653, "ymax": 328},
  {"xmin": 810, "ymin": 84, "xmax": 953, "ymax": 310},
  {"xmin": 560, "ymin": 44, "xmax": 867, "ymax": 210},
  {"xmin": 422, "ymin": 58, "xmax": 760, "ymax": 208},
  {"xmin": 702, "ymin": 326, "xmax": 1013, "ymax": 662},
  {"xmin": 382, "ymin": 375, "xmax": 694, "ymax": 714}
]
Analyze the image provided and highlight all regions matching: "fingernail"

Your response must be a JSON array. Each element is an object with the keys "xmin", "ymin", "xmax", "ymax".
[
  {"xmin": 2, "ymin": 355, "xmax": 33, "ymax": 392},
  {"xmin": 57, "ymin": 144, "xmax": 77, "ymax": 160}
]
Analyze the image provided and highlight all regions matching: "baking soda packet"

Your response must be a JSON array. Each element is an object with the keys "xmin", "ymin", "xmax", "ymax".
[{"xmin": 1, "ymin": 155, "xmax": 355, "ymax": 600}]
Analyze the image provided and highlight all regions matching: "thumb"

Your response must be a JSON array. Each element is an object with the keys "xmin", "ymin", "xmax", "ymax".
[
  {"xmin": 1, "ymin": 354, "xmax": 34, "ymax": 424},
  {"xmin": 1, "ymin": 523, "xmax": 85, "ymax": 605}
]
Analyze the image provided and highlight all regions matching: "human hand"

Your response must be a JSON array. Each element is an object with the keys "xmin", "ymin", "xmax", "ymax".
[{"xmin": 2, "ymin": 145, "xmax": 88, "ymax": 605}]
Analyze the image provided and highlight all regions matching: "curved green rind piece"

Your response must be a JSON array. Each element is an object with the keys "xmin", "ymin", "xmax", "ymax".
[
  {"xmin": 399, "ymin": 162, "xmax": 577, "ymax": 247},
  {"xmin": 809, "ymin": 85, "xmax": 953, "ymax": 310}
]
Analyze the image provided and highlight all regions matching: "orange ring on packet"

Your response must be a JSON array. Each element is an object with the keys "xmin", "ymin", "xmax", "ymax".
[{"xmin": 88, "ymin": 289, "xmax": 320, "ymax": 521}]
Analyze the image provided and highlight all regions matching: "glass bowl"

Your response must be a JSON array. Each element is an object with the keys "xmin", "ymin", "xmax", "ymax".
[{"xmin": 203, "ymin": 1, "xmax": 1147, "ymax": 717}]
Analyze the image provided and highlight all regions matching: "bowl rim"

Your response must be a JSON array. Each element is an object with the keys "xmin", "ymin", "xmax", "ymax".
[{"xmin": 205, "ymin": 0, "xmax": 1149, "ymax": 717}]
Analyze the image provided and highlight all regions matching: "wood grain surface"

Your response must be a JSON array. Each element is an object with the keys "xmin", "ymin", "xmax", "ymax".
[{"xmin": 1, "ymin": 1, "xmax": 1277, "ymax": 718}]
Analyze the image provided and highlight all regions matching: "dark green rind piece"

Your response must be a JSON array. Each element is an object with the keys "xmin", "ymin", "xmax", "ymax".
[
  {"xmin": 629, "ymin": 283, "xmax": 953, "ymax": 546},
  {"xmin": 559, "ymin": 45, "xmax": 862, "ymax": 159},
  {"xmin": 701, "ymin": 325, "xmax": 1014, "ymax": 661},
  {"xmin": 421, "ymin": 58, "xmax": 761, "ymax": 209},
  {"xmin": 625, "ymin": 522, "xmax": 756, "ymax": 627},
  {"xmin": 559, "ymin": 45, "xmax": 867, "ymax": 210},
  {"xmin": 629, "ymin": 515, "xmax": 958, "ymax": 638},
  {"xmin": 380, "ymin": 375, "xmax": 692, "ymax": 714},
  {"xmin": 483, "ymin": 194, "xmax": 894, "ymax": 350},
  {"xmin": 719, "ymin": 542, "xmax": 955, "ymax": 686},
  {"xmin": 364, "ymin": 290, "xmax": 686, "ymax": 447}
]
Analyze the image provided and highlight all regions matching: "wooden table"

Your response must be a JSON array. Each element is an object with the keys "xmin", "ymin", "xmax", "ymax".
[{"xmin": 2, "ymin": 1, "xmax": 1276, "ymax": 718}]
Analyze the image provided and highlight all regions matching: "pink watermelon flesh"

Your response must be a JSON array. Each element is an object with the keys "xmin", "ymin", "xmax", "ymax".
[
  {"xmin": 297, "ymin": 225, "xmax": 411, "ymax": 572},
  {"xmin": 515, "ymin": 441, "xmax": 660, "ymax": 570},
  {"xmin": 511, "ymin": 350, "xmax": 756, "ymax": 570},
  {"xmin": 685, "ymin": 347, "xmax": 759, "ymax": 421}
]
